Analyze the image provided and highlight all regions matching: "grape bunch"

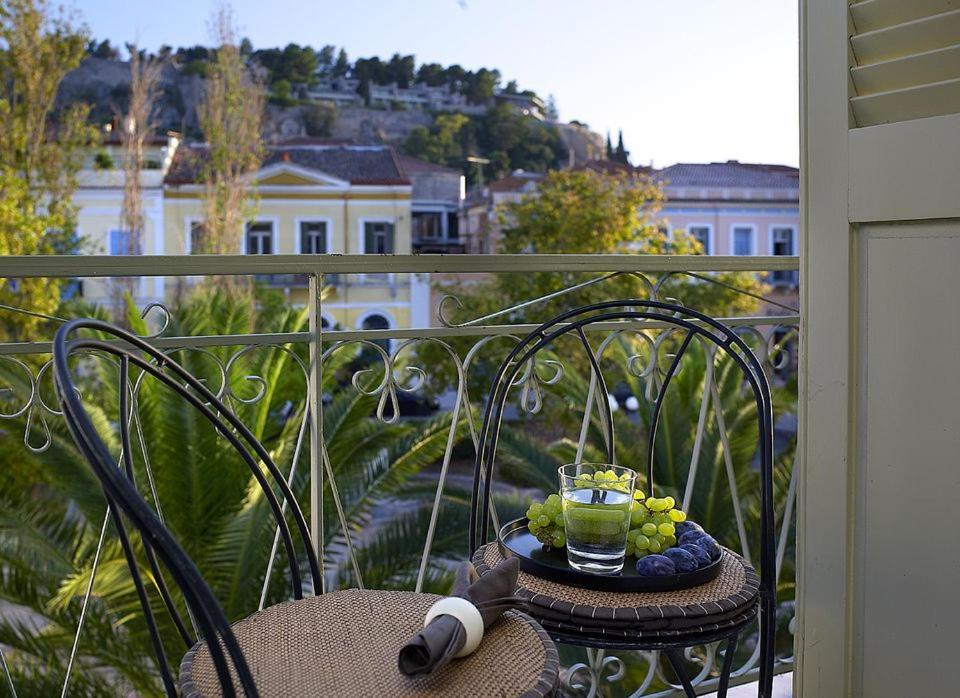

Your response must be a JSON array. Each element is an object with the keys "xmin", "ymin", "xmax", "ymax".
[
  {"xmin": 625, "ymin": 492, "xmax": 687, "ymax": 559},
  {"xmin": 525, "ymin": 493, "xmax": 566, "ymax": 550}
]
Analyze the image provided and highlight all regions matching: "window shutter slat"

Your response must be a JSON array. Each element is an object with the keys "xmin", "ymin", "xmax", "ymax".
[{"xmin": 850, "ymin": 2, "xmax": 960, "ymax": 127}]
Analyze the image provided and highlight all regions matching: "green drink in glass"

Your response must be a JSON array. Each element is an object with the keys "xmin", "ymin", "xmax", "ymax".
[{"xmin": 559, "ymin": 463, "xmax": 637, "ymax": 574}]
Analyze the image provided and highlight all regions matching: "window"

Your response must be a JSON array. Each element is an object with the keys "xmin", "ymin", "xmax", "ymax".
[
  {"xmin": 109, "ymin": 229, "xmax": 132, "ymax": 255},
  {"xmin": 771, "ymin": 226, "xmax": 797, "ymax": 285},
  {"xmin": 412, "ymin": 212, "xmax": 443, "ymax": 239},
  {"xmin": 732, "ymin": 226, "xmax": 754, "ymax": 255},
  {"xmin": 300, "ymin": 221, "xmax": 327, "ymax": 254},
  {"xmin": 189, "ymin": 221, "xmax": 205, "ymax": 254},
  {"xmin": 447, "ymin": 212, "xmax": 459, "ymax": 239},
  {"xmin": 363, "ymin": 221, "xmax": 395, "ymax": 254},
  {"xmin": 361, "ymin": 313, "xmax": 391, "ymax": 352},
  {"xmin": 689, "ymin": 225, "xmax": 711, "ymax": 254},
  {"xmin": 246, "ymin": 221, "xmax": 274, "ymax": 254}
]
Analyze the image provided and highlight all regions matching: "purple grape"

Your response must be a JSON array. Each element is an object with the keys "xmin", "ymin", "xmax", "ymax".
[
  {"xmin": 674, "ymin": 521, "xmax": 704, "ymax": 538},
  {"xmin": 678, "ymin": 530, "xmax": 707, "ymax": 546},
  {"xmin": 681, "ymin": 543, "xmax": 712, "ymax": 568},
  {"xmin": 694, "ymin": 534, "xmax": 722, "ymax": 561},
  {"xmin": 663, "ymin": 547, "xmax": 698, "ymax": 573},
  {"xmin": 636, "ymin": 554, "xmax": 677, "ymax": 576}
]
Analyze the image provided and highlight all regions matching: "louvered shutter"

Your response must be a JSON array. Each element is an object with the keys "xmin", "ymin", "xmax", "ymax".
[{"xmin": 849, "ymin": 0, "xmax": 960, "ymax": 127}]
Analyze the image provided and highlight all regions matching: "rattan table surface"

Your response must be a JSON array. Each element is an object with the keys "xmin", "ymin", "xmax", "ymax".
[{"xmin": 179, "ymin": 588, "xmax": 559, "ymax": 698}]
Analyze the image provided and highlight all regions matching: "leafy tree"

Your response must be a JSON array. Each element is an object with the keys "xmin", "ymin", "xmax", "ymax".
[
  {"xmin": 269, "ymin": 78, "xmax": 296, "ymax": 107},
  {"xmin": 605, "ymin": 132, "xmax": 614, "ymax": 159},
  {"xmin": 317, "ymin": 44, "xmax": 335, "ymax": 73},
  {"xmin": 0, "ymin": 0, "xmax": 97, "ymax": 340},
  {"xmin": 302, "ymin": 100, "xmax": 336, "ymax": 137},
  {"xmin": 416, "ymin": 62, "xmax": 446, "ymax": 86},
  {"xmin": 86, "ymin": 37, "xmax": 118, "ymax": 59},
  {"xmin": 332, "ymin": 48, "xmax": 349, "ymax": 77},
  {"xmin": 545, "ymin": 94, "xmax": 559, "ymax": 120},
  {"xmin": 387, "ymin": 53, "xmax": 415, "ymax": 88},
  {"xmin": 463, "ymin": 67, "xmax": 499, "ymax": 104},
  {"xmin": 197, "ymin": 4, "xmax": 265, "ymax": 258}
]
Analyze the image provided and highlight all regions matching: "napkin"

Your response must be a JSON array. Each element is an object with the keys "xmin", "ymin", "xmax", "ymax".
[{"xmin": 398, "ymin": 557, "xmax": 525, "ymax": 676}]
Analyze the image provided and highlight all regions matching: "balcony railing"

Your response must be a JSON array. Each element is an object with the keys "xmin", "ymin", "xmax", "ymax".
[{"xmin": 0, "ymin": 253, "xmax": 799, "ymax": 696}]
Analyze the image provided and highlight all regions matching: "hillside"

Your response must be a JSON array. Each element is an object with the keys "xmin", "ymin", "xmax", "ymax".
[{"xmin": 58, "ymin": 53, "xmax": 604, "ymax": 181}]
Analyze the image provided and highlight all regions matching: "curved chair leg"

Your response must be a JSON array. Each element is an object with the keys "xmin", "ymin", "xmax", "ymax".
[
  {"xmin": 664, "ymin": 649, "xmax": 697, "ymax": 698},
  {"xmin": 716, "ymin": 630, "xmax": 739, "ymax": 697}
]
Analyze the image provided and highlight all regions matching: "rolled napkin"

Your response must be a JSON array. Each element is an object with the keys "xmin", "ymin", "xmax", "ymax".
[{"xmin": 398, "ymin": 557, "xmax": 526, "ymax": 676}]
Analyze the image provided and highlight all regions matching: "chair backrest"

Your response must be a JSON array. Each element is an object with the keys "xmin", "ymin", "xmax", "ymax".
[
  {"xmin": 468, "ymin": 299, "xmax": 776, "ymax": 677},
  {"xmin": 53, "ymin": 319, "xmax": 322, "ymax": 697}
]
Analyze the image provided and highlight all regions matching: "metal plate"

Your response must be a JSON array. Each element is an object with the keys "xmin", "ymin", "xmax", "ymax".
[{"xmin": 498, "ymin": 518, "xmax": 724, "ymax": 592}]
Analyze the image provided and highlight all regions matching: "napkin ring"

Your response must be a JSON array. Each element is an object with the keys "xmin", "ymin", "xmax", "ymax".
[{"xmin": 423, "ymin": 597, "xmax": 485, "ymax": 657}]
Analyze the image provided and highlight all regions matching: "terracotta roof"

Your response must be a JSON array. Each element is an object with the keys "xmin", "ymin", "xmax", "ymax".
[
  {"xmin": 657, "ymin": 161, "xmax": 798, "ymax": 189},
  {"xmin": 165, "ymin": 143, "xmax": 410, "ymax": 186},
  {"xmin": 573, "ymin": 160, "xmax": 654, "ymax": 177},
  {"xmin": 488, "ymin": 171, "xmax": 544, "ymax": 192},
  {"xmin": 396, "ymin": 154, "xmax": 461, "ymax": 176}
]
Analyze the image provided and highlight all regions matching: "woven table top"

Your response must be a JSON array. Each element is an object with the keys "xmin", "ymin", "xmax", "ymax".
[
  {"xmin": 474, "ymin": 543, "xmax": 759, "ymax": 632},
  {"xmin": 179, "ymin": 589, "xmax": 559, "ymax": 698}
]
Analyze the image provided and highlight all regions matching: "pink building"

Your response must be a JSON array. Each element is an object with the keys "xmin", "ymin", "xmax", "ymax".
[{"xmin": 657, "ymin": 161, "xmax": 799, "ymax": 288}]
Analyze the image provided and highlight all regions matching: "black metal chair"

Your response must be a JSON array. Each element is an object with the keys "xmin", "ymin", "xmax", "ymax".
[
  {"xmin": 53, "ymin": 319, "xmax": 560, "ymax": 697},
  {"xmin": 468, "ymin": 300, "xmax": 778, "ymax": 697}
]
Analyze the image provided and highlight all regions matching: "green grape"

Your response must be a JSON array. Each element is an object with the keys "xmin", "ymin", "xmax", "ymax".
[
  {"xmin": 665, "ymin": 534, "xmax": 677, "ymax": 547},
  {"xmin": 554, "ymin": 514, "xmax": 564, "ymax": 526},
  {"xmin": 537, "ymin": 515, "xmax": 550, "ymax": 527},
  {"xmin": 528, "ymin": 521, "xmax": 539, "ymax": 533},
  {"xmin": 634, "ymin": 534, "xmax": 650, "ymax": 551},
  {"xmin": 641, "ymin": 522, "xmax": 657, "ymax": 536},
  {"xmin": 663, "ymin": 496, "xmax": 676, "ymax": 509},
  {"xmin": 625, "ymin": 543, "xmax": 635, "ymax": 557},
  {"xmin": 668, "ymin": 509, "xmax": 686, "ymax": 523},
  {"xmin": 632, "ymin": 489, "xmax": 646, "ymax": 501},
  {"xmin": 648, "ymin": 538, "xmax": 662, "ymax": 553},
  {"xmin": 627, "ymin": 529, "xmax": 639, "ymax": 543},
  {"xmin": 630, "ymin": 508, "xmax": 645, "ymax": 526},
  {"xmin": 525, "ymin": 495, "xmax": 566, "ymax": 549},
  {"xmin": 658, "ymin": 523, "xmax": 675, "ymax": 537}
]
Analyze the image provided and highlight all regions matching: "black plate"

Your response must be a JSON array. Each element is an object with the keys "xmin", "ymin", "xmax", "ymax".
[{"xmin": 498, "ymin": 518, "xmax": 724, "ymax": 592}]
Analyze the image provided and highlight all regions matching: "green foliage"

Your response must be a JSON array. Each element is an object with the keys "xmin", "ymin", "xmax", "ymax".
[
  {"xmin": 302, "ymin": 100, "xmax": 337, "ymax": 137},
  {"xmin": 92, "ymin": 150, "xmax": 113, "ymax": 170},
  {"xmin": 0, "ymin": 0, "xmax": 98, "ymax": 341},
  {"xmin": 401, "ymin": 105, "xmax": 567, "ymax": 182}
]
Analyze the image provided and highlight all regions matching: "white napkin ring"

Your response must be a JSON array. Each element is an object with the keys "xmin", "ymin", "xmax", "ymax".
[{"xmin": 423, "ymin": 597, "xmax": 485, "ymax": 657}]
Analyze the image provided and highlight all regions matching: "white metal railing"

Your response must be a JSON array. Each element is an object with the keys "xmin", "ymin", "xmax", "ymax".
[{"xmin": 0, "ymin": 253, "xmax": 799, "ymax": 697}]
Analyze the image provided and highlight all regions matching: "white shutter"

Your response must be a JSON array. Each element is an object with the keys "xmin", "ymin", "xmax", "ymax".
[{"xmin": 849, "ymin": 0, "xmax": 960, "ymax": 127}]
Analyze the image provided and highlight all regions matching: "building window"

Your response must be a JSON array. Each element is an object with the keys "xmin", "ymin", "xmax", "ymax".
[
  {"xmin": 689, "ymin": 225, "xmax": 711, "ymax": 254},
  {"xmin": 732, "ymin": 226, "xmax": 754, "ymax": 255},
  {"xmin": 364, "ymin": 221, "xmax": 395, "ymax": 253},
  {"xmin": 300, "ymin": 221, "xmax": 327, "ymax": 254},
  {"xmin": 109, "ymin": 229, "xmax": 132, "ymax": 255},
  {"xmin": 412, "ymin": 212, "xmax": 443, "ymax": 239},
  {"xmin": 361, "ymin": 313, "xmax": 391, "ymax": 352},
  {"xmin": 771, "ymin": 226, "xmax": 797, "ymax": 285},
  {"xmin": 246, "ymin": 221, "xmax": 274, "ymax": 254},
  {"xmin": 448, "ymin": 212, "xmax": 459, "ymax": 239},
  {"xmin": 189, "ymin": 221, "xmax": 205, "ymax": 254}
]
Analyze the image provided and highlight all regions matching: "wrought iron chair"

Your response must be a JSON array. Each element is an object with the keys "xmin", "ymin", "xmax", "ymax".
[
  {"xmin": 469, "ymin": 300, "xmax": 778, "ymax": 697},
  {"xmin": 53, "ymin": 318, "xmax": 560, "ymax": 697}
]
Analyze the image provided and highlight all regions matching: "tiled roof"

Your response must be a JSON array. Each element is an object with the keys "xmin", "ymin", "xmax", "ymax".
[
  {"xmin": 573, "ymin": 160, "xmax": 654, "ymax": 177},
  {"xmin": 396, "ymin": 154, "xmax": 461, "ymax": 176},
  {"xmin": 488, "ymin": 171, "xmax": 544, "ymax": 192},
  {"xmin": 657, "ymin": 161, "xmax": 798, "ymax": 189},
  {"xmin": 165, "ymin": 142, "xmax": 410, "ymax": 186}
]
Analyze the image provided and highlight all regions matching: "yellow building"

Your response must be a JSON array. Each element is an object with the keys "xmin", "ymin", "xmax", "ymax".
[{"xmin": 76, "ymin": 137, "xmax": 429, "ymax": 333}]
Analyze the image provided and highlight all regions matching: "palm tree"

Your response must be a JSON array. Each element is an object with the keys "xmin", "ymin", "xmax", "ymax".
[{"xmin": 0, "ymin": 288, "xmax": 468, "ymax": 694}]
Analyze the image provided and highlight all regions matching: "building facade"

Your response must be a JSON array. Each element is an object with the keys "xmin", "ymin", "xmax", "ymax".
[{"xmin": 74, "ymin": 138, "xmax": 441, "ymax": 333}]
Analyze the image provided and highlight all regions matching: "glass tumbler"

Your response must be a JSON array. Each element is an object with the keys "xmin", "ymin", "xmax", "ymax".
[{"xmin": 559, "ymin": 463, "xmax": 637, "ymax": 574}]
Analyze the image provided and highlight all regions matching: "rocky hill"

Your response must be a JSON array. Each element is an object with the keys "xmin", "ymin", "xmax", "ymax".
[{"xmin": 59, "ymin": 57, "xmax": 604, "ymax": 173}]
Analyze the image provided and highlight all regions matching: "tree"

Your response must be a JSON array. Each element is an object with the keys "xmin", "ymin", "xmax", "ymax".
[
  {"xmin": 0, "ymin": 0, "xmax": 97, "ymax": 340},
  {"xmin": 120, "ymin": 45, "xmax": 162, "ymax": 256},
  {"xmin": 605, "ymin": 132, "xmax": 614, "ymax": 159},
  {"xmin": 545, "ymin": 94, "xmax": 559, "ymax": 121},
  {"xmin": 387, "ymin": 53, "xmax": 415, "ymax": 88},
  {"xmin": 332, "ymin": 48, "xmax": 349, "ymax": 77},
  {"xmin": 613, "ymin": 129, "xmax": 630, "ymax": 165},
  {"xmin": 302, "ymin": 100, "xmax": 336, "ymax": 137},
  {"xmin": 197, "ymin": 3, "xmax": 265, "ymax": 257}
]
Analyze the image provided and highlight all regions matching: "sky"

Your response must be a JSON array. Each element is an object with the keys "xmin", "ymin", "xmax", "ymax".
[{"xmin": 73, "ymin": 0, "xmax": 799, "ymax": 167}]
